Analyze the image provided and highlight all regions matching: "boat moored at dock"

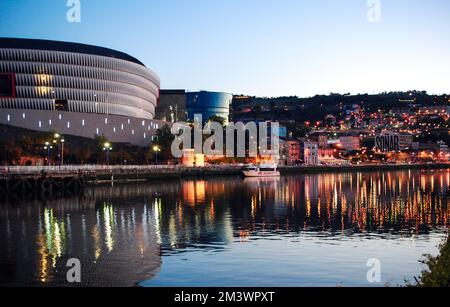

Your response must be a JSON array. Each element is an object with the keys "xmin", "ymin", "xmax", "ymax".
[{"xmin": 242, "ymin": 164, "xmax": 281, "ymax": 178}]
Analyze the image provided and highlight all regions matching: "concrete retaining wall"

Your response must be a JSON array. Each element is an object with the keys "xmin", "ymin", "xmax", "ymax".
[{"xmin": 0, "ymin": 108, "xmax": 168, "ymax": 146}]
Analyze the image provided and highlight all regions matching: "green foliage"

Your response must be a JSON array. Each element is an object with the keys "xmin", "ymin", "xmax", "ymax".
[
  {"xmin": 94, "ymin": 134, "xmax": 109, "ymax": 149},
  {"xmin": 151, "ymin": 125, "xmax": 175, "ymax": 163},
  {"xmin": 412, "ymin": 236, "xmax": 450, "ymax": 287},
  {"xmin": 285, "ymin": 122, "xmax": 311, "ymax": 139},
  {"xmin": 0, "ymin": 140, "xmax": 23, "ymax": 165},
  {"xmin": 208, "ymin": 115, "xmax": 227, "ymax": 126},
  {"xmin": 0, "ymin": 124, "xmax": 166, "ymax": 165}
]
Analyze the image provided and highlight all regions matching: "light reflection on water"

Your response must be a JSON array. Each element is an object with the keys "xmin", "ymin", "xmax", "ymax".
[{"xmin": 0, "ymin": 170, "xmax": 448, "ymax": 287}]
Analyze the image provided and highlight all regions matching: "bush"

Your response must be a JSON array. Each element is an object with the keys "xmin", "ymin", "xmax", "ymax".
[{"xmin": 414, "ymin": 236, "xmax": 450, "ymax": 287}]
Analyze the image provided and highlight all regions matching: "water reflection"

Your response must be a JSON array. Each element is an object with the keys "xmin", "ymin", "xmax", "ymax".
[
  {"xmin": 0, "ymin": 191, "xmax": 162, "ymax": 287},
  {"xmin": 0, "ymin": 170, "xmax": 448, "ymax": 287}
]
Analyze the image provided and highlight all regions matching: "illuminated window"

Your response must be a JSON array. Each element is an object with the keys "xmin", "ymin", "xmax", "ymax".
[
  {"xmin": 55, "ymin": 100, "xmax": 68, "ymax": 111},
  {"xmin": 38, "ymin": 121, "xmax": 42, "ymax": 128},
  {"xmin": 7, "ymin": 114, "xmax": 10, "ymax": 122}
]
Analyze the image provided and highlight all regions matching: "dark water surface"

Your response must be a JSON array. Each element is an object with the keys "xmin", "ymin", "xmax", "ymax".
[{"xmin": 0, "ymin": 170, "xmax": 448, "ymax": 287}]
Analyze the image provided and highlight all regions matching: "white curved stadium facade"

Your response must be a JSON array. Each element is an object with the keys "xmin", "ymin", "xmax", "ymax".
[{"xmin": 0, "ymin": 38, "xmax": 164, "ymax": 146}]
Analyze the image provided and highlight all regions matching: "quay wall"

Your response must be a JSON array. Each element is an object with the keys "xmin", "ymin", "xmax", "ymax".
[{"xmin": 0, "ymin": 164, "xmax": 448, "ymax": 196}]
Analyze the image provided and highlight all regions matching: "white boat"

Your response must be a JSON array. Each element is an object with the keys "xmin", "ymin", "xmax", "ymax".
[{"xmin": 242, "ymin": 164, "xmax": 281, "ymax": 178}]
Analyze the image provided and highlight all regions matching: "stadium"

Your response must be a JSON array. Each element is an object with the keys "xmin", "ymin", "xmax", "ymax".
[{"xmin": 0, "ymin": 38, "xmax": 163, "ymax": 146}]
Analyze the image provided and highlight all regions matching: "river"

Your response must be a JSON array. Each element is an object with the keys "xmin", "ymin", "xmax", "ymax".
[{"xmin": 0, "ymin": 169, "xmax": 448, "ymax": 287}]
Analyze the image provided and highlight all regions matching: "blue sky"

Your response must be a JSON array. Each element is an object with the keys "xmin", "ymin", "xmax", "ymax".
[{"xmin": 0, "ymin": 0, "xmax": 449, "ymax": 97}]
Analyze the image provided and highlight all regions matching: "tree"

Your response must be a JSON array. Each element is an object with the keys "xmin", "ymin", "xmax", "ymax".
[
  {"xmin": 94, "ymin": 134, "xmax": 109, "ymax": 164},
  {"xmin": 0, "ymin": 140, "xmax": 23, "ymax": 165},
  {"xmin": 113, "ymin": 149, "xmax": 133, "ymax": 165},
  {"xmin": 151, "ymin": 125, "xmax": 175, "ymax": 163},
  {"xmin": 208, "ymin": 115, "xmax": 227, "ymax": 126},
  {"xmin": 94, "ymin": 134, "xmax": 108, "ymax": 148},
  {"xmin": 71, "ymin": 147, "xmax": 93, "ymax": 164},
  {"xmin": 286, "ymin": 122, "xmax": 311, "ymax": 139},
  {"xmin": 410, "ymin": 236, "xmax": 450, "ymax": 287},
  {"xmin": 20, "ymin": 135, "xmax": 34, "ymax": 155}
]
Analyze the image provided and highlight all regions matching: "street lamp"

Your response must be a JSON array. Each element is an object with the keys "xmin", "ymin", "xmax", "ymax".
[
  {"xmin": 61, "ymin": 138, "xmax": 65, "ymax": 165},
  {"xmin": 153, "ymin": 145, "xmax": 161, "ymax": 165},
  {"xmin": 103, "ymin": 142, "xmax": 112, "ymax": 165},
  {"xmin": 44, "ymin": 142, "xmax": 53, "ymax": 166},
  {"xmin": 53, "ymin": 133, "xmax": 65, "ymax": 166}
]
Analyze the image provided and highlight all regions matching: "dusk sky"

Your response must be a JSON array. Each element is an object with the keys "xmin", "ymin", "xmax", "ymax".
[{"xmin": 1, "ymin": 0, "xmax": 449, "ymax": 97}]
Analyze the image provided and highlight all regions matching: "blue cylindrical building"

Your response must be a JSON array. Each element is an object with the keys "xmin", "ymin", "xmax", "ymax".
[{"xmin": 186, "ymin": 91, "xmax": 232, "ymax": 123}]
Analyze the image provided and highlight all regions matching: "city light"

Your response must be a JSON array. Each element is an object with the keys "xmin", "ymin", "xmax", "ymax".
[
  {"xmin": 0, "ymin": 1, "xmax": 449, "ymax": 293},
  {"xmin": 103, "ymin": 142, "xmax": 113, "ymax": 165}
]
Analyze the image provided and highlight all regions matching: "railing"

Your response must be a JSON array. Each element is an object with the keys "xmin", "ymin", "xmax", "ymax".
[
  {"xmin": 0, "ymin": 164, "xmax": 245, "ymax": 175},
  {"xmin": 1, "ymin": 163, "xmax": 447, "ymax": 175}
]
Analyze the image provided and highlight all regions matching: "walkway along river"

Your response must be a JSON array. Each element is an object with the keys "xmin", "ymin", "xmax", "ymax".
[{"xmin": 1, "ymin": 163, "xmax": 448, "ymax": 196}]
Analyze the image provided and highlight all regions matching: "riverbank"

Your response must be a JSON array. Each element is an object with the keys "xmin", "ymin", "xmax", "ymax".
[
  {"xmin": 3, "ymin": 163, "xmax": 449, "ymax": 181},
  {"xmin": 91, "ymin": 163, "xmax": 449, "ymax": 182},
  {"xmin": 280, "ymin": 163, "xmax": 450, "ymax": 175},
  {"xmin": 412, "ymin": 236, "xmax": 450, "ymax": 287},
  {"xmin": 2, "ymin": 163, "xmax": 448, "ymax": 193}
]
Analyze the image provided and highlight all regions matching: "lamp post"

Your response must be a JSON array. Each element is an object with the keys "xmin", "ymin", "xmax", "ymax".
[
  {"xmin": 103, "ymin": 142, "xmax": 112, "ymax": 165},
  {"xmin": 53, "ymin": 139, "xmax": 58, "ymax": 166},
  {"xmin": 53, "ymin": 133, "xmax": 61, "ymax": 166},
  {"xmin": 44, "ymin": 142, "xmax": 53, "ymax": 166},
  {"xmin": 153, "ymin": 145, "xmax": 161, "ymax": 165},
  {"xmin": 61, "ymin": 138, "xmax": 65, "ymax": 166},
  {"xmin": 53, "ymin": 133, "xmax": 65, "ymax": 166}
]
